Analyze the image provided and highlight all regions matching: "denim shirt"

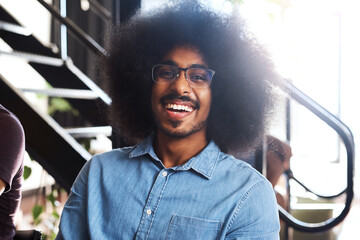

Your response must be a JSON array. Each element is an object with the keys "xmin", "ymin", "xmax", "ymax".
[{"xmin": 56, "ymin": 136, "xmax": 280, "ymax": 240}]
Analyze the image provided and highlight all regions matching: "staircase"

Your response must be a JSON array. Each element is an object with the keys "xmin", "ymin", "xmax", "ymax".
[{"xmin": 0, "ymin": 0, "xmax": 115, "ymax": 191}]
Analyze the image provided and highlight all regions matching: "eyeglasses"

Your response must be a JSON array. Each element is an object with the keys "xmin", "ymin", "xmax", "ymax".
[{"xmin": 152, "ymin": 64, "xmax": 215, "ymax": 88}]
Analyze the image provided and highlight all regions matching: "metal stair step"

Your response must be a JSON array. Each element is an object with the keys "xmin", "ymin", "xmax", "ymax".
[
  {"xmin": 65, "ymin": 126, "xmax": 112, "ymax": 138},
  {"xmin": 0, "ymin": 50, "xmax": 64, "ymax": 67},
  {"xmin": 0, "ymin": 20, "xmax": 32, "ymax": 36},
  {"xmin": 19, "ymin": 88, "xmax": 99, "ymax": 100},
  {"xmin": 0, "ymin": 5, "xmax": 57, "ymax": 56},
  {"xmin": 0, "ymin": 50, "xmax": 111, "ymax": 104},
  {"xmin": 0, "ymin": 49, "xmax": 110, "ymax": 125}
]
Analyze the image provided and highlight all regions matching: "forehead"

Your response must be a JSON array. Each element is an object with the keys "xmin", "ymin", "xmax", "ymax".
[{"xmin": 162, "ymin": 45, "xmax": 207, "ymax": 67}]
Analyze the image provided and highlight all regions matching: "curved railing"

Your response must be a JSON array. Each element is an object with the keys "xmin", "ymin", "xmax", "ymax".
[
  {"xmin": 278, "ymin": 80, "xmax": 355, "ymax": 232},
  {"xmin": 285, "ymin": 169, "xmax": 346, "ymax": 199}
]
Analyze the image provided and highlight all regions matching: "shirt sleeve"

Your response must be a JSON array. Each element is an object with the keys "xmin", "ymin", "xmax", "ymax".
[
  {"xmin": 56, "ymin": 160, "xmax": 92, "ymax": 240},
  {"xmin": 0, "ymin": 110, "xmax": 25, "ymax": 192},
  {"xmin": 225, "ymin": 180, "xmax": 280, "ymax": 240}
]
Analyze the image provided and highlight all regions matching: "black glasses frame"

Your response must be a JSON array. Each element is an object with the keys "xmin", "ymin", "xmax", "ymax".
[{"xmin": 152, "ymin": 64, "xmax": 215, "ymax": 88}]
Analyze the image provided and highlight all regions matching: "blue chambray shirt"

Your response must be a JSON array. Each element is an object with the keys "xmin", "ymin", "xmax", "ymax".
[{"xmin": 56, "ymin": 136, "xmax": 280, "ymax": 240}]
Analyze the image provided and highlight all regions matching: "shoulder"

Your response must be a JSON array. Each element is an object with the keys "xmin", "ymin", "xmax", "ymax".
[
  {"xmin": 217, "ymin": 152, "xmax": 275, "ymax": 206},
  {"xmin": 93, "ymin": 146, "xmax": 134, "ymax": 160},
  {"xmin": 86, "ymin": 146, "xmax": 136, "ymax": 170},
  {"xmin": 217, "ymin": 151, "xmax": 268, "ymax": 183},
  {"xmin": 219, "ymin": 154, "xmax": 280, "ymax": 238},
  {"xmin": 72, "ymin": 146, "xmax": 136, "ymax": 186},
  {"xmin": 0, "ymin": 106, "xmax": 24, "ymax": 138},
  {"xmin": 0, "ymin": 106, "xmax": 25, "ymax": 191}
]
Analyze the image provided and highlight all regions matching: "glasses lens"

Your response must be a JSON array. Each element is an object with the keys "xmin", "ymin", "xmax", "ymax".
[
  {"xmin": 187, "ymin": 68, "xmax": 213, "ymax": 87},
  {"xmin": 153, "ymin": 65, "xmax": 178, "ymax": 83}
]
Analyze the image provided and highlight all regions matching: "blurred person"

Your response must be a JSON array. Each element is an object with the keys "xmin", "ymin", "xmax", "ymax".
[
  {"xmin": 57, "ymin": 1, "xmax": 282, "ymax": 239},
  {"xmin": 0, "ymin": 104, "xmax": 25, "ymax": 239},
  {"xmin": 266, "ymin": 136, "xmax": 292, "ymax": 209}
]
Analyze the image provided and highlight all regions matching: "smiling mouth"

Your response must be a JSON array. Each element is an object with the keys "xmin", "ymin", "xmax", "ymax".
[{"xmin": 165, "ymin": 103, "xmax": 194, "ymax": 112}]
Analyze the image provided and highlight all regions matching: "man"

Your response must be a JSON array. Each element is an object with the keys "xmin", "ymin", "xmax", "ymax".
[{"xmin": 57, "ymin": 1, "xmax": 281, "ymax": 239}]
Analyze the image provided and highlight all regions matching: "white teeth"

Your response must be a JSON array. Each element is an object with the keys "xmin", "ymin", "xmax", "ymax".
[{"xmin": 166, "ymin": 103, "xmax": 193, "ymax": 112}]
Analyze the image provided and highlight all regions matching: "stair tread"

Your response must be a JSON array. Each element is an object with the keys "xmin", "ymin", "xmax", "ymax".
[
  {"xmin": 0, "ymin": 20, "xmax": 32, "ymax": 36},
  {"xmin": 65, "ymin": 126, "xmax": 112, "ymax": 138},
  {"xmin": 0, "ymin": 50, "xmax": 64, "ymax": 66},
  {"xmin": 19, "ymin": 87, "xmax": 99, "ymax": 99}
]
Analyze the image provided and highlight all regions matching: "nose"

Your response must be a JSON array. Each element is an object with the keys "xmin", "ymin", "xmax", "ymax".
[{"xmin": 169, "ymin": 70, "xmax": 191, "ymax": 94}]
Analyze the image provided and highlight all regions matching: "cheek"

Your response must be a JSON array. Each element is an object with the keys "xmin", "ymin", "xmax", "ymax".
[
  {"xmin": 199, "ymin": 90, "xmax": 212, "ymax": 114},
  {"xmin": 151, "ymin": 87, "xmax": 157, "ymax": 110},
  {"xmin": 151, "ymin": 85, "xmax": 161, "ymax": 105},
  {"xmin": 151, "ymin": 84, "xmax": 167, "ymax": 109}
]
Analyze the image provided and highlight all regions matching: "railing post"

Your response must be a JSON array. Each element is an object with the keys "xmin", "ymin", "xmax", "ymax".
[{"xmin": 60, "ymin": 0, "xmax": 67, "ymax": 60}]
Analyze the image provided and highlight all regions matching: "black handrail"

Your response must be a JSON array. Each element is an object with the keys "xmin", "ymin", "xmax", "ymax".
[
  {"xmin": 37, "ymin": 0, "xmax": 107, "ymax": 57},
  {"xmin": 285, "ymin": 170, "xmax": 346, "ymax": 199},
  {"xmin": 278, "ymin": 79, "xmax": 355, "ymax": 232}
]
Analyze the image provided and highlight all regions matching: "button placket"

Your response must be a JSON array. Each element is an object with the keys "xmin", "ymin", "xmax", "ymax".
[{"xmin": 135, "ymin": 169, "xmax": 171, "ymax": 240}]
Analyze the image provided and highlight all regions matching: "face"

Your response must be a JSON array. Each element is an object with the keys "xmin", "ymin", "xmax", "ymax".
[{"xmin": 151, "ymin": 45, "xmax": 212, "ymax": 139}]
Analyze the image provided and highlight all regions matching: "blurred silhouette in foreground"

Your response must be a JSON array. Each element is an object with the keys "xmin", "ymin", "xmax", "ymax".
[{"xmin": 0, "ymin": 104, "xmax": 25, "ymax": 239}]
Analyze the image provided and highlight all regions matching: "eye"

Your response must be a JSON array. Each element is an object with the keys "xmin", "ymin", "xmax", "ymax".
[
  {"xmin": 189, "ymin": 74, "xmax": 206, "ymax": 82},
  {"xmin": 188, "ymin": 69, "xmax": 210, "ymax": 83},
  {"xmin": 157, "ymin": 66, "xmax": 177, "ymax": 80}
]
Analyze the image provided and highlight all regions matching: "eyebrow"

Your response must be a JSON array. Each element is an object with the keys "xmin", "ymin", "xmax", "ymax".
[
  {"xmin": 190, "ymin": 64, "xmax": 208, "ymax": 69},
  {"xmin": 160, "ymin": 60, "xmax": 208, "ymax": 69}
]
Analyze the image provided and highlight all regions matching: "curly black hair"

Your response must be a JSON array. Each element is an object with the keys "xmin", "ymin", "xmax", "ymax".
[{"xmin": 101, "ymin": 1, "xmax": 280, "ymax": 153}]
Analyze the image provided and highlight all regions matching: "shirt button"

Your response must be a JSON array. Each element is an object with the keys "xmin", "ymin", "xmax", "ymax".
[
  {"xmin": 146, "ymin": 209, "xmax": 152, "ymax": 215},
  {"xmin": 162, "ymin": 171, "xmax": 168, "ymax": 177}
]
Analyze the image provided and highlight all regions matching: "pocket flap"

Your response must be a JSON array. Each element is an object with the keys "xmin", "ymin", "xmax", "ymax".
[{"xmin": 165, "ymin": 215, "xmax": 222, "ymax": 240}]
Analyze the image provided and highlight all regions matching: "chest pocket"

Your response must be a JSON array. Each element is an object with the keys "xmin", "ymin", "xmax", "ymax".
[{"xmin": 165, "ymin": 215, "xmax": 223, "ymax": 240}]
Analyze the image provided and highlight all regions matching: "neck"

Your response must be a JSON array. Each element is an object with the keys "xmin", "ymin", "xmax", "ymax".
[{"xmin": 154, "ymin": 130, "xmax": 208, "ymax": 168}]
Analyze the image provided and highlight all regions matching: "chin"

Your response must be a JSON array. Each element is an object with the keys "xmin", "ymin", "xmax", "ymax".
[{"xmin": 157, "ymin": 120, "xmax": 208, "ymax": 139}]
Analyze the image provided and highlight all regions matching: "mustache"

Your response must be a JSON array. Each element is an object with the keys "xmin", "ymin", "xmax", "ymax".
[{"xmin": 160, "ymin": 93, "xmax": 200, "ymax": 110}]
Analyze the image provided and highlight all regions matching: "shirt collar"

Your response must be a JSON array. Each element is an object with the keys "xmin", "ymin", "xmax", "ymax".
[{"xmin": 129, "ymin": 135, "xmax": 220, "ymax": 179}]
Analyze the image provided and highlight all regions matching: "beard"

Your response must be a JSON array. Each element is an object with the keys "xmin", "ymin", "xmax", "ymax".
[
  {"xmin": 152, "ymin": 93, "xmax": 209, "ymax": 138},
  {"xmin": 154, "ymin": 116, "xmax": 208, "ymax": 138}
]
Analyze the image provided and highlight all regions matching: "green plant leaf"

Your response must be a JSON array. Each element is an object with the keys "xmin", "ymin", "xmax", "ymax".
[
  {"xmin": 23, "ymin": 166, "xmax": 32, "ymax": 180},
  {"xmin": 49, "ymin": 231, "xmax": 57, "ymax": 240},
  {"xmin": 80, "ymin": 138, "xmax": 91, "ymax": 151},
  {"xmin": 34, "ymin": 217, "xmax": 42, "ymax": 226},
  {"xmin": 52, "ymin": 210, "xmax": 60, "ymax": 219},
  {"xmin": 48, "ymin": 98, "xmax": 72, "ymax": 115},
  {"xmin": 46, "ymin": 192, "xmax": 56, "ymax": 207},
  {"xmin": 36, "ymin": 93, "xmax": 47, "ymax": 99},
  {"xmin": 32, "ymin": 205, "xmax": 44, "ymax": 225}
]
